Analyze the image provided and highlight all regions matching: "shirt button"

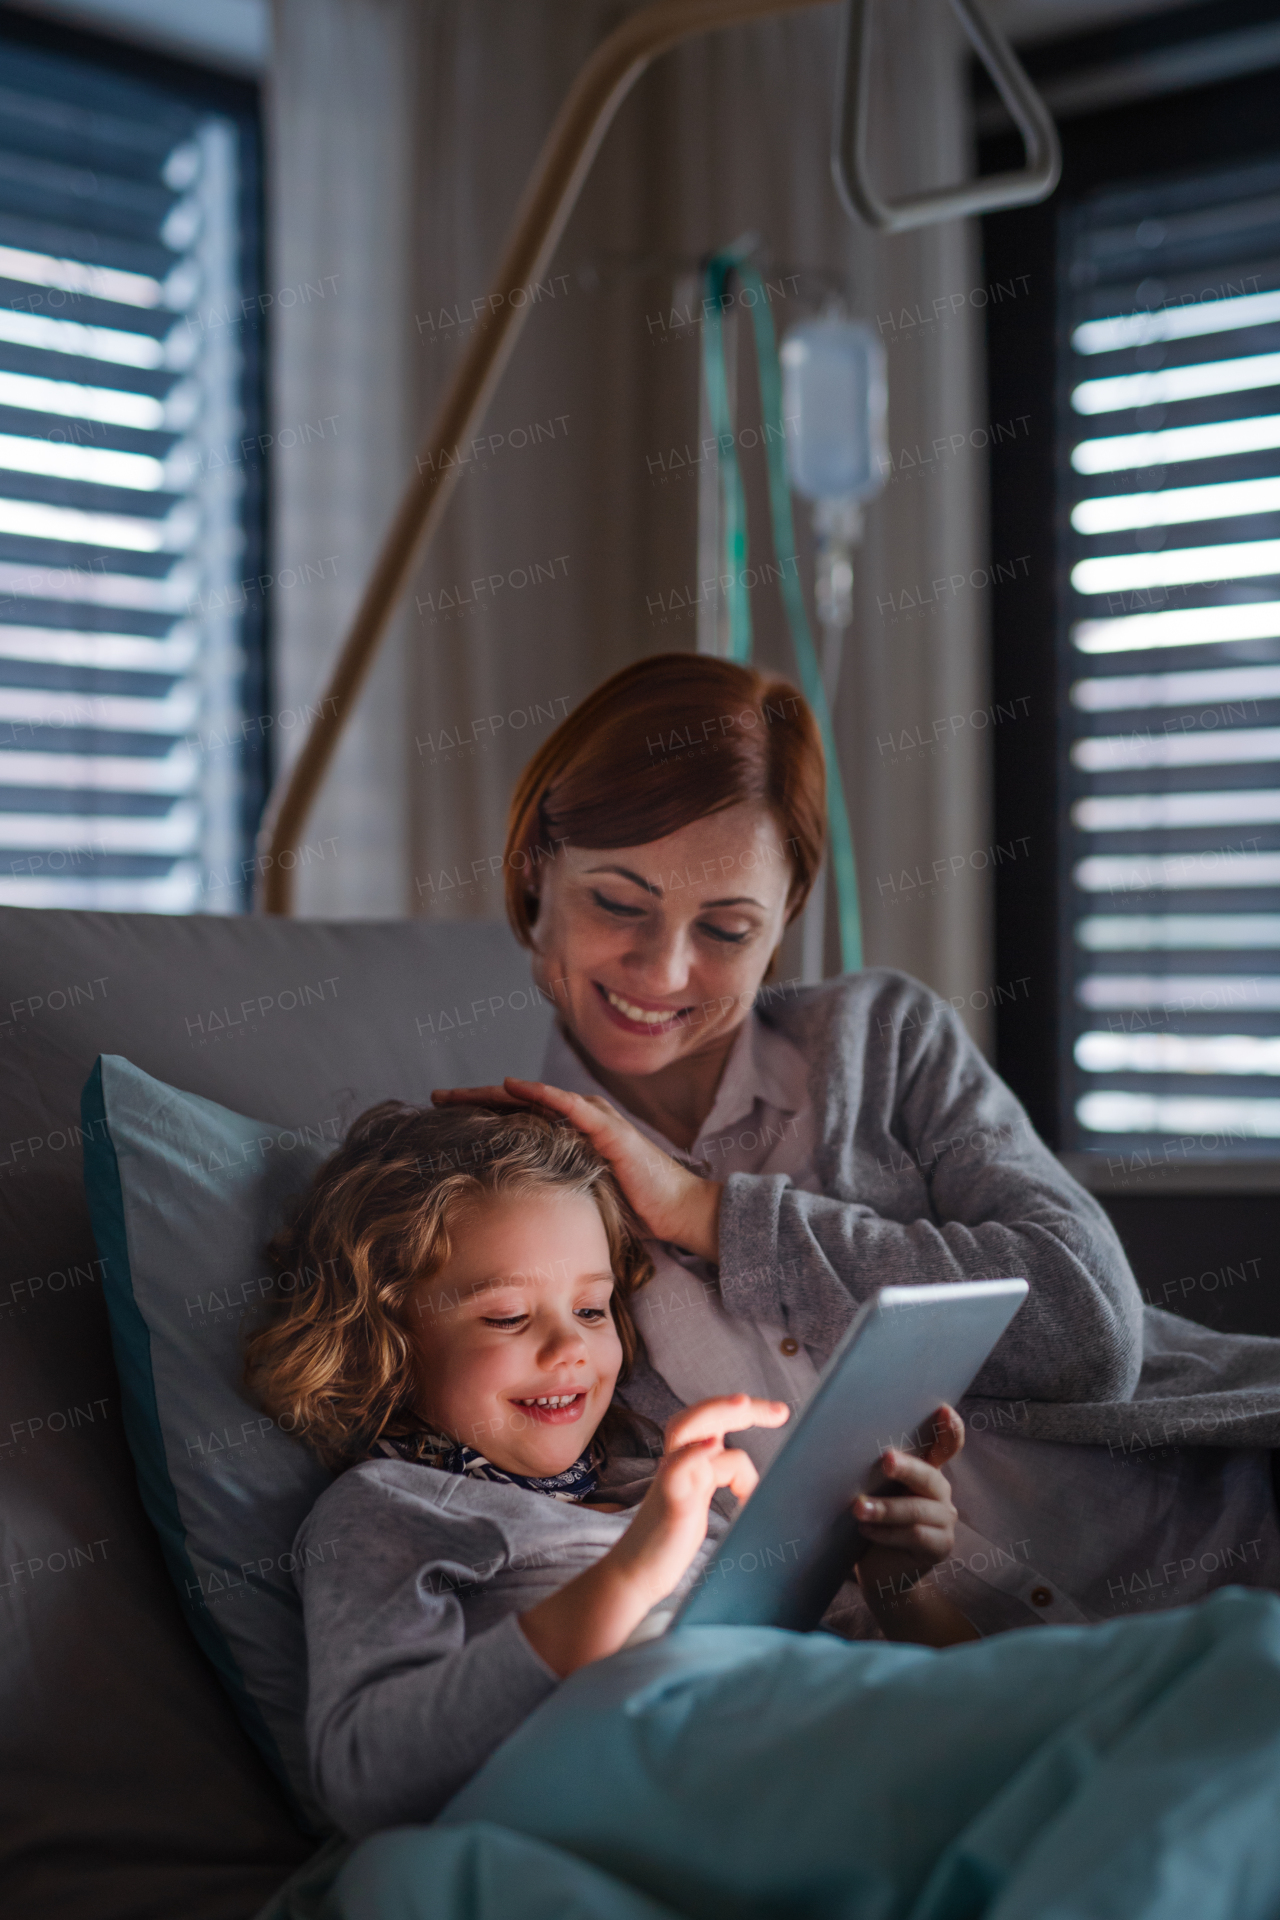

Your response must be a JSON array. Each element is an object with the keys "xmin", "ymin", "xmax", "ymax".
[
  {"xmin": 1030, "ymin": 1586, "xmax": 1053, "ymax": 1607},
  {"xmin": 780, "ymin": 1337, "xmax": 799, "ymax": 1356}
]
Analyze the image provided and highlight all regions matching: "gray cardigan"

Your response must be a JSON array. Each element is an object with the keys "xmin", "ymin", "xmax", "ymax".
[{"xmin": 618, "ymin": 970, "xmax": 1280, "ymax": 1452}]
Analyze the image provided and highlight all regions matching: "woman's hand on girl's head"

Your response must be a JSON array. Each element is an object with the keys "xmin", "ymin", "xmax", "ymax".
[{"xmin": 431, "ymin": 1077, "xmax": 724, "ymax": 1261}]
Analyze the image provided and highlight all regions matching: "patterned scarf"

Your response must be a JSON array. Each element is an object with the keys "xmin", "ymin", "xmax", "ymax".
[{"xmin": 373, "ymin": 1425, "xmax": 601, "ymax": 1503}]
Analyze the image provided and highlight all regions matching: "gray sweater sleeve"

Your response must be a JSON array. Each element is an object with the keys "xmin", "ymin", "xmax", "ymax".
[
  {"xmin": 716, "ymin": 973, "xmax": 1143, "ymax": 1406},
  {"xmin": 295, "ymin": 1473, "xmax": 560, "ymax": 1838}
]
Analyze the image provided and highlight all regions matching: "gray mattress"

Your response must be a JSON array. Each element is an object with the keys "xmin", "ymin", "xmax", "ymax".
[{"xmin": 0, "ymin": 905, "xmax": 551, "ymax": 1920}]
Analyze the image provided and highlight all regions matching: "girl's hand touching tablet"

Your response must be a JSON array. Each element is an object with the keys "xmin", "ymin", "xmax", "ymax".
[
  {"xmin": 853, "ymin": 1405, "xmax": 979, "ymax": 1646},
  {"xmin": 518, "ymin": 1394, "xmax": 789, "ymax": 1677},
  {"xmin": 612, "ymin": 1395, "xmax": 785, "ymax": 1605}
]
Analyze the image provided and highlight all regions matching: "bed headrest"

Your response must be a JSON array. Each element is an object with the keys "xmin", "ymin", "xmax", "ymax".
[{"xmin": 0, "ymin": 906, "xmax": 551, "ymax": 1917}]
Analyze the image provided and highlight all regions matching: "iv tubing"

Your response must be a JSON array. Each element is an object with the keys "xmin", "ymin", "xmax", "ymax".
[
  {"xmin": 701, "ymin": 251, "xmax": 754, "ymax": 663},
  {"xmin": 734, "ymin": 259, "xmax": 865, "ymax": 972}
]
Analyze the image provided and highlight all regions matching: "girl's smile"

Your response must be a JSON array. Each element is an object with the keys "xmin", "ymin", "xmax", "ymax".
[{"xmin": 509, "ymin": 1391, "xmax": 589, "ymax": 1423}]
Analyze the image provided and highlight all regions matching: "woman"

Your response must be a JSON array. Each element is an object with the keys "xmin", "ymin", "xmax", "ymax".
[{"xmin": 434, "ymin": 653, "xmax": 1280, "ymax": 1635}]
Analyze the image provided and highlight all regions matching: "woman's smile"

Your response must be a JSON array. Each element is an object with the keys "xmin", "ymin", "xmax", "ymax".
[
  {"xmin": 510, "ymin": 806, "xmax": 799, "ymax": 1146},
  {"xmin": 593, "ymin": 980, "xmax": 694, "ymax": 1035}
]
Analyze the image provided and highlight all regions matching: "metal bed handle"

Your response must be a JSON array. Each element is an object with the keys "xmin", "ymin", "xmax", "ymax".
[{"xmin": 832, "ymin": 0, "xmax": 1061, "ymax": 232}]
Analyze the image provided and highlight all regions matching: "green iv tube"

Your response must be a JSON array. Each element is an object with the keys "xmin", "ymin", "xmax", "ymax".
[
  {"xmin": 701, "ymin": 249, "xmax": 864, "ymax": 974},
  {"xmin": 701, "ymin": 252, "xmax": 753, "ymax": 665}
]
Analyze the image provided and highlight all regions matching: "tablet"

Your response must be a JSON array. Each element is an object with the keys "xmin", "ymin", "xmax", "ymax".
[{"xmin": 671, "ymin": 1277, "xmax": 1029, "ymax": 1633}]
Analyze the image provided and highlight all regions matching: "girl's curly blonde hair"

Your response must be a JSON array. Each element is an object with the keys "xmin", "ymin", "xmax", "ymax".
[{"xmin": 242, "ymin": 1101, "xmax": 654, "ymax": 1473}]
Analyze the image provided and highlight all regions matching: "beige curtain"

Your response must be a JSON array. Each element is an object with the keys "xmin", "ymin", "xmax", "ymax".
[
  {"xmin": 269, "ymin": 0, "xmax": 996, "ymax": 1049},
  {"xmin": 267, "ymin": 0, "xmax": 419, "ymax": 915}
]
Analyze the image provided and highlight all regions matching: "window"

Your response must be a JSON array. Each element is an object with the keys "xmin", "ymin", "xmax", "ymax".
[
  {"xmin": 0, "ymin": 17, "xmax": 264, "ymax": 912},
  {"xmin": 1064, "ymin": 160, "xmax": 1280, "ymax": 1158},
  {"xmin": 982, "ymin": 4, "xmax": 1280, "ymax": 1169}
]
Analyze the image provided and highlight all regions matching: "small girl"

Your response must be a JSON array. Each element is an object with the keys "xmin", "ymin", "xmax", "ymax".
[{"xmin": 244, "ymin": 1100, "xmax": 971, "ymax": 1840}]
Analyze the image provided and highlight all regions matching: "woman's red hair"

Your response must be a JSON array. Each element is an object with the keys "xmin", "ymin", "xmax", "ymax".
[{"xmin": 503, "ymin": 653, "xmax": 827, "ymax": 946}]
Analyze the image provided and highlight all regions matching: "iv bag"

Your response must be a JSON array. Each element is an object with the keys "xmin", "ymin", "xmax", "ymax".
[{"xmin": 780, "ymin": 317, "xmax": 887, "ymax": 503}]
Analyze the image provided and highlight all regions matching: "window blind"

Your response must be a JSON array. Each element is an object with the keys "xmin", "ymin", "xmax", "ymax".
[
  {"xmin": 1063, "ymin": 156, "xmax": 1280, "ymax": 1158},
  {"xmin": 0, "ymin": 33, "xmax": 260, "ymax": 912}
]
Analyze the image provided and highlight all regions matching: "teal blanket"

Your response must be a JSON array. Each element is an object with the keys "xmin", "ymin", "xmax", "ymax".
[{"xmin": 282, "ymin": 1588, "xmax": 1280, "ymax": 1919}]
